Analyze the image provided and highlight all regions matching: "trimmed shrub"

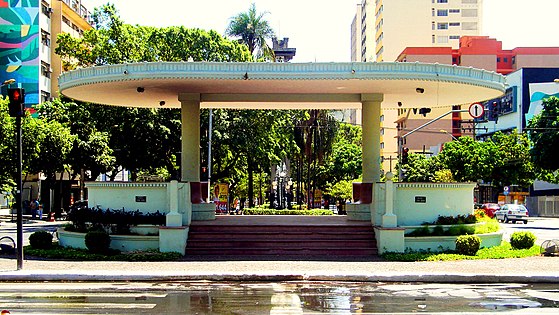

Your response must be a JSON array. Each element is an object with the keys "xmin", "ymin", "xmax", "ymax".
[
  {"xmin": 455, "ymin": 235, "xmax": 481, "ymax": 256},
  {"xmin": 510, "ymin": 231, "xmax": 536, "ymax": 250},
  {"xmin": 85, "ymin": 230, "xmax": 111, "ymax": 254},
  {"xmin": 29, "ymin": 230, "xmax": 53, "ymax": 249}
]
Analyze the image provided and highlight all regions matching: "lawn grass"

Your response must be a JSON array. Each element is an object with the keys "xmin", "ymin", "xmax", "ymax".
[
  {"xmin": 381, "ymin": 242, "xmax": 541, "ymax": 262},
  {"xmin": 23, "ymin": 244, "xmax": 183, "ymax": 261}
]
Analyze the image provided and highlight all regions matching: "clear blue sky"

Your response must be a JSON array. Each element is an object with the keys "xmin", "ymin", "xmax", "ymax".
[{"xmin": 84, "ymin": 0, "xmax": 559, "ymax": 62}]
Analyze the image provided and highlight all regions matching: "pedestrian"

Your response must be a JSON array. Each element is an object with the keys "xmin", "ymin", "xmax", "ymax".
[
  {"xmin": 37, "ymin": 203, "xmax": 43, "ymax": 220},
  {"xmin": 30, "ymin": 199, "xmax": 39, "ymax": 219}
]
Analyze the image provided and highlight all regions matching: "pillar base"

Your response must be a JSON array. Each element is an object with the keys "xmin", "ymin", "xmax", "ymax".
[
  {"xmin": 192, "ymin": 203, "xmax": 216, "ymax": 221},
  {"xmin": 346, "ymin": 203, "xmax": 371, "ymax": 221},
  {"xmin": 159, "ymin": 226, "xmax": 188, "ymax": 255},
  {"xmin": 374, "ymin": 226, "xmax": 405, "ymax": 254},
  {"xmin": 166, "ymin": 212, "xmax": 183, "ymax": 227},
  {"xmin": 381, "ymin": 213, "xmax": 398, "ymax": 228}
]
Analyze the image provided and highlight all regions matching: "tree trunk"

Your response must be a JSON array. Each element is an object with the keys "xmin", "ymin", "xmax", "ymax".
[{"xmin": 248, "ymin": 157, "xmax": 254, "ymax": 208}]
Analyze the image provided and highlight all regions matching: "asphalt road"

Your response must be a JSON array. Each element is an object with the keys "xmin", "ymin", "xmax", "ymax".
[{"xmin": 499, "ymin": 217, "xmax": 559, "ymax": 246}]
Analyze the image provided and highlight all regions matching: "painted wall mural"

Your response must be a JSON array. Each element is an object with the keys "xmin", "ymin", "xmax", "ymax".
[{"xmin": 0, "ymin": 0, "xmax": 40, "ymax": 106}]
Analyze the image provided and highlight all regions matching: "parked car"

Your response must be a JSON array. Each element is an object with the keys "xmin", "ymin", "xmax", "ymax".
[
  {"xmin": 480, "ymin": 203, "xmax": 500, "ymax": 218},
  {"xmin": 494, "ymin": 204, "xmax": 529, "ymax": 224}
]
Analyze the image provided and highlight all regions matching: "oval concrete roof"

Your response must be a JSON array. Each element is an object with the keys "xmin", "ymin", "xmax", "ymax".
[{"xmin": 58, "ymin": 62, "xmax": 506, "ymax": 109}]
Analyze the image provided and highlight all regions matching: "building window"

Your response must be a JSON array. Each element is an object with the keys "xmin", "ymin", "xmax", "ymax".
[
  {"xmin": 62, "ymin": 16, "xmax": 71, "ymax": 27},
  {"xmin": 461, "ymin": 9, "xmax": 478, "ymax": 17},
  {"xmin": 512, "ymin": 56, "xmax": 516, "ymax": 64},
  {"xmin": 41, "ymin": 30, "xmax": 50, "ymax": 47},
  {"xmin": 449, "ymin": 9, "xmax": 460, "ymax": 13},
  {"xmin": 438, "ymin": 36, "xmax": 449, "ymax": 43},
  {"xmin": 497, "ymin": 57, "xmax": 501, "ymax": 62},
  {"xmin": 437, "ymin": 0, "xmax": 448, "ymax": 3},
  {"xmin": 462, "ymin": 0, "xmax": 477, "ymax": 3},
  {"xmin": 449, "ymin": 35, "xmax": 460, "ymax": 39},
  {"xmin": 41, "ymin": 61, "xmax": 52, "ymax": 78},
  {"xmin": 380, "ymin": 142, "xmax": 385, "ymax": 149},
  {"xmin": 437, "ymin": 9, "xmax": 448, "ymax": 16},
  {"xmin": 41, "ymin": 91, "xmax": 51, "ymax": 103},
  {"xmin": 462, "ymin": 22, "xmax": 478, "ymax": 30},
  {"xmin": 432, "ymin": 34, "xmax": 436, "ymax": 43},
  {"xmin": 380, "ymin": 128, "xmax": 385, "ymax": 136},
  {"xmin": 437, "ymin": 23, "xmax": 448, "ymax": 30},
  {"xmin": 449, "ymin": 22, "xmax": 460, "ymax": 27},
  {"xmin": 504, "ymin": 57, "xmax": 508, "ymax": 63},
  {"xmin": 432, "ymin": 21, "xmax": 435, "ymax": 30},
  {"xmin": 380, "ymin": 115, "xmax": 384, "ymax": 122},
  {"xmin": 41, "ymin": 2, "xmax": 52, "ymax": 17}
]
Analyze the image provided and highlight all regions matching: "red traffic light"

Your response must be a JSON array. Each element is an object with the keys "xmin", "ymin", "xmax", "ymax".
[{"xmin": 7, "ymin": 88, "xmax": 25, "ymax": 117}]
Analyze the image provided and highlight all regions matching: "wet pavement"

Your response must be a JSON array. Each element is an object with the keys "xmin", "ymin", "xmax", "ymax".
[{"xmin": 0, "ymin": 281, "xmax": 557, "ymax": 314}]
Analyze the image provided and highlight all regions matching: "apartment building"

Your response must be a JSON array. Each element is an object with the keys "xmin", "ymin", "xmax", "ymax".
[
  {"xmin": 350, "ymin": 0, "xmax": 482, "ymax": 173},
  {"xmin": 1, "ymin": 0, "xmax": 92, "ymax": 207},
  {"xmin": 0, "ymin": 0, "xmax": 92, "ymax": 107}
]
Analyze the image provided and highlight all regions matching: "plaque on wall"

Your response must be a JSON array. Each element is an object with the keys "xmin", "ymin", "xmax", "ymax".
[
  {"xmin": 415, "ymin": 196, "xmax": 426, "ymax": 203},
  {"xmin": 135, "ymin": 196, "xmax": 147, "ymax": 202}
]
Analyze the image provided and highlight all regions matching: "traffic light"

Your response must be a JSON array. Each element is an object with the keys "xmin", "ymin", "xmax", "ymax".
[
  {"xmin": 488, "ymin": 101, "xmax": 499, "ymax": 122},
  {"xmin": 402, "ymin": 147, "xmax": 409, "ymax": 165},
  {"xmin": 8, "ymin": 87, "xmax": 25, "ymax": 117}
]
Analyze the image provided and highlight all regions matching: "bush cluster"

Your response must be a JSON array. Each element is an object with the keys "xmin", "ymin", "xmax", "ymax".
[
  {"xmin": 242, "ymin": 208, "xmax": 333, "ymax": 215},
  {"xmin": 425, "ymin": 214, "xmax": 478, "ymax": 226},
  {"xmin": 68, "ymin": 207, "xmax": 166, "ymax": 234},
  {"xmin": 24, "ymin": 245, "xmax": 183, "ymax": 261},
  {"xmin": 29, "ymin": 230, "xmax": 53, "ymax": 249},
  {"xmin": 84, "ymin": 230, "xmax": 111, "ymax": 254},
  {"xmin": 510, "ymin": 231, "xmax": 536, "ymax": 249},
  {"xmin": 406, "ymin": 224, "xmax": 475, "ymax": 237},
  {"xmin": 455, "ymin": 235, "xmax": 481, "ymax": 256}
]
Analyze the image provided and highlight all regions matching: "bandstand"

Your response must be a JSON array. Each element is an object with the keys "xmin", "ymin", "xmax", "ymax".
[{"xmin": 58, "ymin": 62, "xmax": 506, "ymax": 255}]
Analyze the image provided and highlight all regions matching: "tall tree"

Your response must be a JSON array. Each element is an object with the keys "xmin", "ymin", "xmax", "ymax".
[
  {"xmin": 226, "ymin": 3, "xmax": 275, "ymax": 60},
  {"xmin": 527, "ymin": 96, "xmax": 559, "ymax": 182}
]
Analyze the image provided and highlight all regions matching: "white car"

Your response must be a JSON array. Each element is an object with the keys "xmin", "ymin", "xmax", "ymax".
[{"xmin": 495, "ymin": 204, "xmax": 529, "ymax": 224}]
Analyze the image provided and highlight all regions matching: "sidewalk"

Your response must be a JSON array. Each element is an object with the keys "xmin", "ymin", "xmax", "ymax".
[{"xmin": 1, "ymin": 255, "xmax": 558, "ymax": 283}]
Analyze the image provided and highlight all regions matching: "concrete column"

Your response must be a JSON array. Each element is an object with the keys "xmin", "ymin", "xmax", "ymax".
[
  {"xmin": 166, "ymin": 180, "xmax": 182, "ymax": 227},
  {"xmin": 361, "ymin": 94, "xmax": 384, "ymax": 183},
  {"xmin": 179, "ymin": 93, "xmax": 201, "ymax": 182},
  {"xmin": 382, "ymin": 172, "xmax": 397, "ymax": 227}
]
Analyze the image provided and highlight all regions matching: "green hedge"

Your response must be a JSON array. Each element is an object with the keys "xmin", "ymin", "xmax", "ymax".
[{"xmin": 242, "ymin": 208, "xmax": 333, "ymax": 215}]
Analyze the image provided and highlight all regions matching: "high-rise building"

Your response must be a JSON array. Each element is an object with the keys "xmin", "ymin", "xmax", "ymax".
[
  {"xmin": 1, "ymin": 0, "xmax": 93, "ymax": 107},
  {"xmin": 350, "ymin": 0, "xmax": 482, "ymax": 173}
]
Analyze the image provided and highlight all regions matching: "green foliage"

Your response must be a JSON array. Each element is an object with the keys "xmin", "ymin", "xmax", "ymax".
[
  {"xmin": 527, "ymin": 96, "xmax": 559, "ymax": 181},
  {"xmin": 28, "ymin": 230, "xmax": 54, "ymax": 249},
  {"xmin": 510, "ymin": 231, "xmax": 536, "ymax": 250},
  {"xmin": 398, "ymin": 131, "xmax": 535, "ymax": 189},
  {"xmin": 473, "ymin": 219, "xmax": 500, "ymax": 234},
  {"xmin": 455, "ymin": 235, "xmax": 481, "ymax": 256},
  {"xmin": 242, "ymin": 208, "xmax": 333, "ymax": 215},
  {"xmin": 225, "ymin": 3, "xmax": 274, "ymax": 59},
  {"xmin": 382, "ymin": 242, "xmax": 540, "ymax": 261},
  {"xmin": 428, "ymin": 214, "xmax": 478, "ymax": 225},
  {"xmin": 24, "ymin": 245, "xmax": 182, "ymax": 261},
  {"xmin": 85, "ymin": 230, "xmax": 111, "ymax": 254},
  {"xmin": 446, "ymin": 224, "xmax": 475, "ymax": 236},
  {"xmin": 325, "ymin": 180, "xmax": 353, "ymax": 203}
]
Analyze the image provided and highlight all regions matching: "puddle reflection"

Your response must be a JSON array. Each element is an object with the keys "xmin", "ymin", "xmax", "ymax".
[{"xmin": 0, "ymin": 282, "xmax": 557, "ymax": 314}]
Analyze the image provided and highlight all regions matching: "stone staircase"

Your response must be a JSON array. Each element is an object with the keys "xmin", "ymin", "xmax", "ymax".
[{"xmin": 185, "ymin": 216, "xmax": 377, "ymax": 258}]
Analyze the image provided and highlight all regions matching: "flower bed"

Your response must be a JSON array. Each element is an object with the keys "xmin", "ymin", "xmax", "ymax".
[{"xmin": 58, "ymin": 227, "xmax": 159, "ymax": 252}]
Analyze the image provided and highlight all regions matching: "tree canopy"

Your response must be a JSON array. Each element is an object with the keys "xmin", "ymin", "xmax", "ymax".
[
  {"xmin": 527, "ymin": 96, "xmax": 559, "ymax": 182},
  {"xmin": 225, "ymin": 3, "xmax": 275, "ymax": 60}
]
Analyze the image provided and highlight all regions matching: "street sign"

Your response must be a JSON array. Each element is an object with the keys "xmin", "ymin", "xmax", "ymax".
[{"xmin": 468, "ymin": 103, "xmax": 485, "ymax": 119}]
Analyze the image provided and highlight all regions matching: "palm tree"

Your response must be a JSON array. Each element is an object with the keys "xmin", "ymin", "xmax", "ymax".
[{"xmin": 226, "ymin": 3, "xmax": 275, "ymax": 60}]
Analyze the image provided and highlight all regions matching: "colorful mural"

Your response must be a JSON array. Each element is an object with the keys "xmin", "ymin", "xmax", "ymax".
[{"xmin": 0, "ymin": 0, "xmax": 40, "ymax": 106}]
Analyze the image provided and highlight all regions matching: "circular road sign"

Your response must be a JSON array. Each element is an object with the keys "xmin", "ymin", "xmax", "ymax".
[{"xmin": 469, "ymin": 103, "xmax": 485, "ymax": 119}]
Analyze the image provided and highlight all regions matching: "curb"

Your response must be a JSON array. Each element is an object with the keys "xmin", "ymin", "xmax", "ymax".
[{"xmin": 0, "ymin": 272, "xmax": 558, "ymax": 283}]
